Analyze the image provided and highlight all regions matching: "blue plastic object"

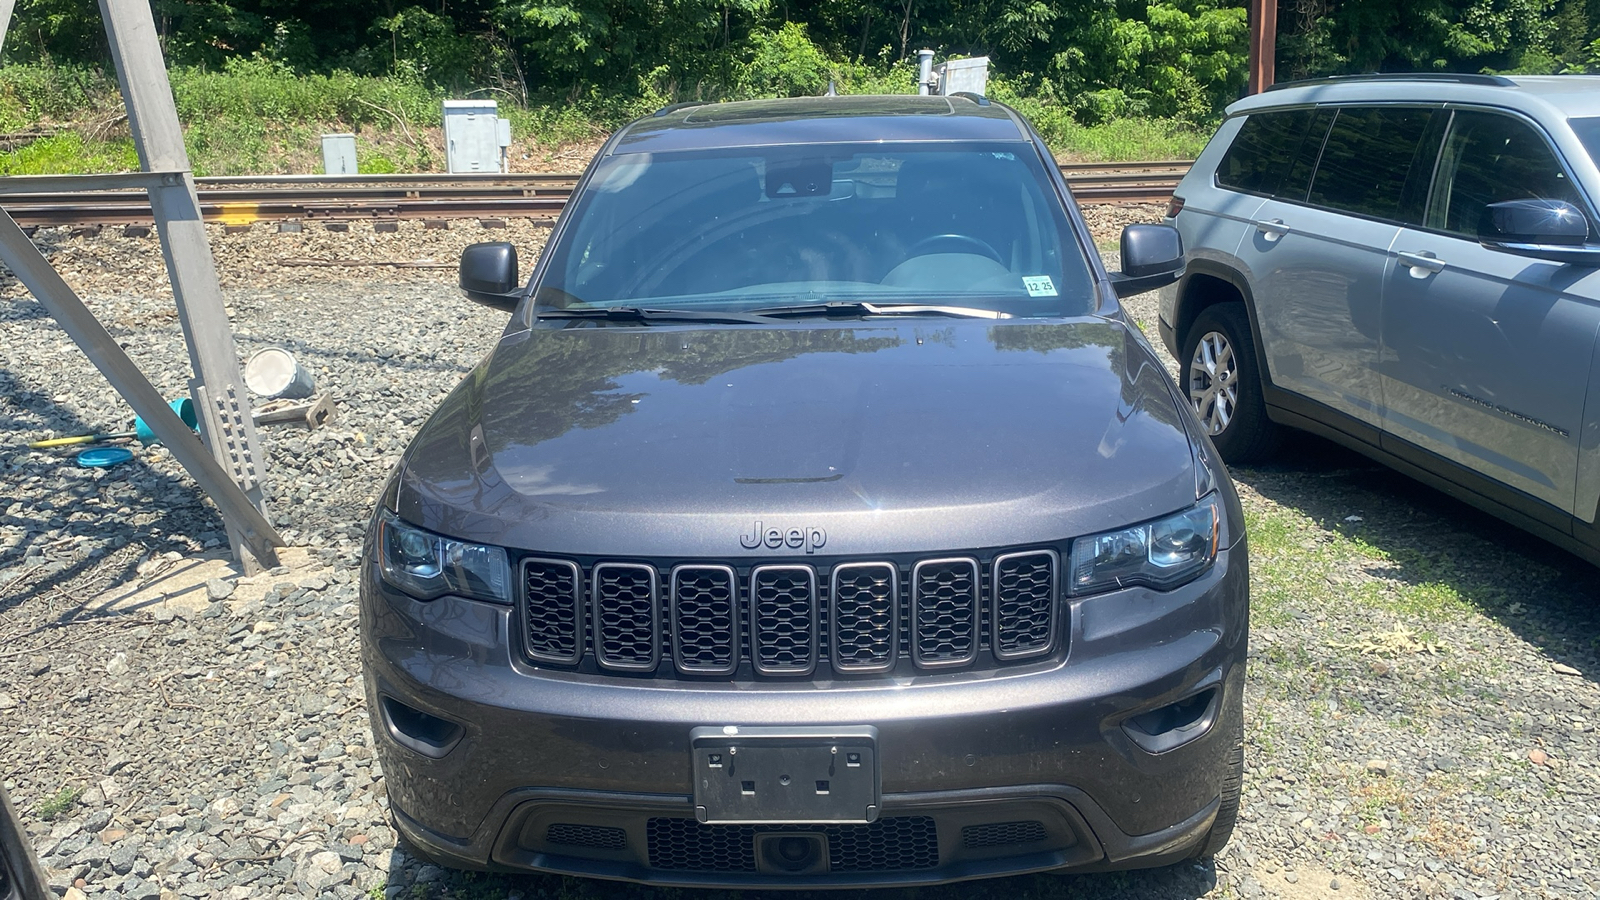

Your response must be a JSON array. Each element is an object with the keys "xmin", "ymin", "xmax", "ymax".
[
  {"xmin": 77, "ymin": 447, "xmax": 134, "ymax": 468},
  {"xmin": 134, "ymin": 397, "xmax": 198, "ymax": 444}
]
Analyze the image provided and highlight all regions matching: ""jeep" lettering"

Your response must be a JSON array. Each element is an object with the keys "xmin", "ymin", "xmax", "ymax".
[{"xmin": 738, "ymin": 520, "xmax": 827, "ymax": 554}]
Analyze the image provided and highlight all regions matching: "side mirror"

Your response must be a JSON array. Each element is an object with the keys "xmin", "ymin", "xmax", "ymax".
[
  {"xmin": 1108, "ymin": 223, "xmax": 1185, "ymax": 298},
  {"xmin": 1479, "ymin": 199, "xmax": 1600, "ymax": 266},
  {"xmin": 459, "ymin": 241, "xmax": 521, "ymax": 311}
]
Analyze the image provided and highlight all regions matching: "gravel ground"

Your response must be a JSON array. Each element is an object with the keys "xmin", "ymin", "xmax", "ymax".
[{"xmin": 2, "ymin": 213, "xmax": 1598, "ymax": 900}]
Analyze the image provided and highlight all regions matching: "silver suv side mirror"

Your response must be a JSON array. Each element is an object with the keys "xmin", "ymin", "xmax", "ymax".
[{"xmin": 1479, "ymin": 199, "xmax": 1600, "ymax": 267}]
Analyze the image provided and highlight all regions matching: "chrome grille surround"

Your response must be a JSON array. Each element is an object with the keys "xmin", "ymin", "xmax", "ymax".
[
  {"xmin": 830, "ymin": 562, "xmax": 898, "ymax": 673},
  {"xmin": 521, "ymin": 558, "xmax": 583, "ymax": 665},
  {"xmin": 910, "ymin": 557, "xmax": 980, "ymax": 669},
  {"xmin": 670, "ymin": 564, "xmax": 739, "ymax": 676},
  {"xmin": 750, "ymin": 565, "xmax": 818, "ymax": 676},
  {"xmin": 592, "ymin": 562, "xmax": 660, "ymax": 672},
  {"xmin": 991, "ymin": 550, "xmax": 1059, "ymax": 661}
]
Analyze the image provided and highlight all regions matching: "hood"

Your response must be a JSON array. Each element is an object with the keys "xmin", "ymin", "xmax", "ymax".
[{"xmin": 397, "ymin": 319, "xmax": 1198, "ymax": 557}]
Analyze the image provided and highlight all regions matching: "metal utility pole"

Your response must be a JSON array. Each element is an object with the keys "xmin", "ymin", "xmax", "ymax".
[
  {"xmin": 1248, "ymin": 0, "xmax": 1277, "ymax": 94},
  {"xmin": 0, "ymin": 0, "xmax": 283, "ymax": 570}
]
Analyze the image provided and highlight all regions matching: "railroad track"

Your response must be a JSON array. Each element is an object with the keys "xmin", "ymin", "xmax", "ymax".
[{"xmin": 0, "ymin": 160, "xmax": 1188, "ymax": 226}]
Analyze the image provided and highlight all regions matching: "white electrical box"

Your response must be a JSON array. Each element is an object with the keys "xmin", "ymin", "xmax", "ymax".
[
  {"xmin": 935, "ymin": 57, "xmax": 991, "ymax": 97},
  {"xmin": 444, "ymin": 100, "xmax": 509, "ymax": 173},
  {"xmin": 321, "ymin": 133, "xmax": 357, "ymax": 175}
]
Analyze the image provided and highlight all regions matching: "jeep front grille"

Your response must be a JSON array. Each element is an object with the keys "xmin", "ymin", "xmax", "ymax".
[{"xmin": 518, "ymin": 549, "xmax": 1060, "ymax": 678}]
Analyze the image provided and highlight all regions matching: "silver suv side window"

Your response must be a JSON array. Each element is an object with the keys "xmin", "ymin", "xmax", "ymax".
[
  {"xmin": 1308, "ymin": 106, "xmax": 1440, "ymax": 224},
  {"xmin": 1425, "ymin": 111, "xmax": 1590, "ymax": 238},
  {"xmin": 1215, "ymin": 108, "xmax": 1332, "ymax": 200}
]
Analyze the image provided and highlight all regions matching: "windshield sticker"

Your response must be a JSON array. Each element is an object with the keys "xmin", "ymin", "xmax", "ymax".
[{"xmin": 1023, "ymin": 275, "xmax": 1057, "ymax": 297}]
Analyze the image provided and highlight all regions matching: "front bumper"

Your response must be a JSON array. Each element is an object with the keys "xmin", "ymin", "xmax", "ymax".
[{"xmin": 359, "ymin": 542, "xmax": 1247, "ymax": 886}]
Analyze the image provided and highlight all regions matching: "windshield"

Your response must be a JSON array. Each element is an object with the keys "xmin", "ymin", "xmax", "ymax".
[
  {"xmin": 1573, "ymin": 116, "xmax": 1600, "ymax": 173},
  {"xmin": 536, "ymin": 142, "xmax": 1096, "ymax": 318}
]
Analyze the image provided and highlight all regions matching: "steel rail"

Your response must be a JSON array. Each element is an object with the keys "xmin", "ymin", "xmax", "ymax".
[{"xmin": 0, "ymin": 161, "xmax": 1189, "ymax": 225}]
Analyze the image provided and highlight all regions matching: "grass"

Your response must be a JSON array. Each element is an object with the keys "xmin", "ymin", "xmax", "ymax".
[
  {"xmin": 35, "ymin": 785, "xmax": 83, "ymax": 820},
  {"xmin": 0, "ymin": 60, "xmax": 1204, "ymax": 177}
]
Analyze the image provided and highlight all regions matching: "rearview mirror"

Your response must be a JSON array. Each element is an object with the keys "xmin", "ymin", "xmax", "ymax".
[
  {"xmin": 1479, "ymin": 199, "xmax": 1600, "ymax": 266},
  {"xmin": 1108, "ymin": 224, "xmax": 1185, "ymax": 298},
  {"xmin": 459, "ymin": 242, "xmax": 521, "ymax": 311}
]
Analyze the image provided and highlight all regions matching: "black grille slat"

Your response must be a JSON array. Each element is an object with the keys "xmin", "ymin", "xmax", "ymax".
[
  {"xmin": 961, "ymin": 820, "xmax": 1047, "ymax": 849},
  {"xmin": 671, "ymin": 565, "xmax": 738, "ymax": 675},
  {"xmin": 593, "ymin": 562, "xmax": 660, "ymax": 671},
  {"xmin": 830, "ymin": 563, "xmax": 897, "ymax": 672},
  {"xmin": 547, "ymin": 823, "xmax": 628, "ymax": 850},
  {"xmin": 646, "ymin": 817, "xmax": 937, "ymax": 872},
  {"xmin": 992, "ymin": 551, "xmax": 1058, "ymax": 660},
  {"xmin": 521, "ymin": 559, "xmax": 582, "ymax": 665},
  {"xmin": 911, "ymin": 558, "xmax": 979, "ymax": 668},
  {"xmin": 751, "ymin": 565, "xmax": 818, "ymax": 676}
]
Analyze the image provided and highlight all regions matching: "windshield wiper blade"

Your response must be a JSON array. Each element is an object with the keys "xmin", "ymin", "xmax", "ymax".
[
  {"xmin": 749, "ymin": 301, "xmax": 1010, "ymax": 320},
  {"xmin": 537, "ymin": 306, "xmax": 779, "ymax": 325}
]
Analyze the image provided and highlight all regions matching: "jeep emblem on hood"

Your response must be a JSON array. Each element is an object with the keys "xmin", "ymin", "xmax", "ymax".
[{"xmin": 740, "ymin": 521, "xmax": 827, "ymax": 554}]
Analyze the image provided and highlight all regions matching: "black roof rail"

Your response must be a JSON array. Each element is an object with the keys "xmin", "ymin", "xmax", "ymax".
[
  {"xmin": 653, "ymin": 101, "xmax": 710, "ymax": 117},
  {"xmin": 948, "ymin": 91, "xmax": 990, "ymax": 106},
  {"xmin": 1265, "ymin": 72, "xmax": 1516, "ymax": 91}
]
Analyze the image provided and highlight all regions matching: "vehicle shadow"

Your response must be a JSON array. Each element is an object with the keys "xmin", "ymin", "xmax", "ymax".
[
  {"xmin": 379, "ymin": 847, "xmax": 1221, "ymax": 900},
  {"xmin": 1231, "ymin": 429, "xmax": 1600, "ymax": 683}
]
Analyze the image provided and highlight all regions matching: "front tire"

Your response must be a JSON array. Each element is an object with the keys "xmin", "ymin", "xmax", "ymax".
[
  {"xmin": 1188, "ymin": 692, "xmax": 1244, "ymax": 860},
  {"xmin": 1181, "ymin": 303, "xmax": 1280, "ymax": 463}
]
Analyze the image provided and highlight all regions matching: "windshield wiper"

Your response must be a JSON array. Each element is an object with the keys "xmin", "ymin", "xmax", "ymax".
[
  {"xmin": 749, "ymin": 301, "xmax": 1011, "ymax": 320},
  {"xmin": 537, "ymin": 307, "xmax": 780, "ymax": 325}
]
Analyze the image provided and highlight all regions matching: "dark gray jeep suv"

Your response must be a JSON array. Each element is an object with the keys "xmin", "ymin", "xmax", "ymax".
[{"xmin": 360, "ymin": 95, "xmax": 1248, "ymax": 886}]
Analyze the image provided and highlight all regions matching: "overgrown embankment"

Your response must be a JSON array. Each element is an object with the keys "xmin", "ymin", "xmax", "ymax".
[{"xmin": 0, "ymin": 60, "xmax": 1210, "ymax": 177}]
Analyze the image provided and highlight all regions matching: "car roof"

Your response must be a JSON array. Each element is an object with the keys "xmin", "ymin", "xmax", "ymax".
[
  {"xmin": 610, "ymin": 95, "xmax": 1030, "ymax": 155},
  {"xmin": 1227, "ymin": 74, "xmax": 1600, "ymax": 121}
]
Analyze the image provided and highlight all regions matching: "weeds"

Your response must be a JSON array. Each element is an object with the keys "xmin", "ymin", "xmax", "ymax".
[{"xmin": 35, "ymin": 785, "xmax": 83, "ymax": 820}]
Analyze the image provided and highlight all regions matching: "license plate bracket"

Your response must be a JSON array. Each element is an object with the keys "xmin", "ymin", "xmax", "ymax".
[{"xmin": 690, "ymin": 725, "xmax": 879, "ymax": 824}]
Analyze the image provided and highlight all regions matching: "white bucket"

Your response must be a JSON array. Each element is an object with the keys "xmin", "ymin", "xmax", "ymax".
[{"xmin": 243, "ymin": 347, "xmax": 315, "ymax": 400}]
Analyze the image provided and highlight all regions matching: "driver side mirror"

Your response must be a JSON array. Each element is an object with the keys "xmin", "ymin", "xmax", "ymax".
[
  {"xmin": 1479, "ymin": 199, "xmax": 1600, "ymax": 267},
  {"xmin": 459, "ymin": 241, "xmax": 521, "ymax": 311},
  {"xmin": 1108, "ymin": 223, "xmax": 1185, "ymax": 298}
]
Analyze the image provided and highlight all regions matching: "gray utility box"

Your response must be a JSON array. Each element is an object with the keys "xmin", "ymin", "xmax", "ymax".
[
  {"xmin": 444, "ymin": 100, "xmax": 513, "ymax": 174},
  {"xmin": 321, "ymin": 133, "xmax": 357, "ymax": 175},
  {"xmin": 935, "ymin": 57, "xmax": 991, "ymax": 97}
]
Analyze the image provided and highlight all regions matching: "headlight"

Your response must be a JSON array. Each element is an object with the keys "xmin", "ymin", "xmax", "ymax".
[
  {"xmin": 1069, "ymin": 496, "xmax": 1220, "ymax": 594},
  {"xmin": 377, "ymin": 509, "xmax": 511, "ymax": 604}
]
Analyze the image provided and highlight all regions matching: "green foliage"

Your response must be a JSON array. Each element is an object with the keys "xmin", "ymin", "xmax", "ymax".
[
  {"xmin": 35, "ymin": 785, "xmax": 83, "ymax": 820},
  {"xmin": 0, "ymin": 132, "xmax": 139, "ymax": 174}
]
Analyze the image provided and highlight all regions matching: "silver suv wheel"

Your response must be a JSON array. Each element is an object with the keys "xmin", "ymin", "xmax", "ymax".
[{"xmin": 1188, "ymin": 330, "xmax": 1237, "ymax": 436}]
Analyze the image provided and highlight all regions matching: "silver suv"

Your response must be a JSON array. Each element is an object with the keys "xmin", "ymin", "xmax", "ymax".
[{"xmin": 1160, "ymin": 73, "xmax": 1600, "ymax": 563}]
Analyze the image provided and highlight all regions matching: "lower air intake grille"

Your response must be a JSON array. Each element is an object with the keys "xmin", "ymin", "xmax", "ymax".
[
  {"xmin": 646, "ymin": 817, "xmax": 939, "ymax": 872},
  {"xmin": 961, "ymin": 820, "xmax": 1048, "ymax": 849},
  {"xmin": 547, "ymin": 823, "xmax": 627, "ymax": 850}
]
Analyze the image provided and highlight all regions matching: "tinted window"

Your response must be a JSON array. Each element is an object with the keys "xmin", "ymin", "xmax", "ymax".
[
  {"xmin": 1277, "ymin": 109, "xmax": 1334, "ymax": 202},
  {"xmin": 1308, "ymin": 107, "xmax": 1439, "ymax": 222},
  {"xmin": 1427, "ymin": 111, "xmax": 1588, "ymax": 237},
  {"xmin": 541, "ymin": 143, "xmax": 1096, "ymax": 316},
  {"xmin": 1216, "ymin": 110, "xmax": 1315, "ymax": 195},
  {"xmin": 1574, "ymin": 116, "xmax": 1600, "ymax": 169}
]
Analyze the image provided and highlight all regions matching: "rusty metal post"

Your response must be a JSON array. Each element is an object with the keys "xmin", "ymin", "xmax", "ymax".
[{"xmin": 1248, "ymin": 0, "xmax": 1277, "ymax": 94}]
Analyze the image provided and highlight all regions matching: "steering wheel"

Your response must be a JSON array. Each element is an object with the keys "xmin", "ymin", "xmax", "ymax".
[{"xmin": 905, "ymin": 233, "xmax": 1004, "ymax": 265}]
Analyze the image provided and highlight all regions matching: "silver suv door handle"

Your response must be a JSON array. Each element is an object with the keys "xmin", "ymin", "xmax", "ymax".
[
  {"xmin": 1253, "ymin": 218, "xmax": 1290, "ymax": 241},
  {"xmin": 1397, "ymin": 251, "xmax": 1446, "ymax": 275}
]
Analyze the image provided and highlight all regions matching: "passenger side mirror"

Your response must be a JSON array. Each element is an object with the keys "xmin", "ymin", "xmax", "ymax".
[
  {"xmin": 1109, "ymin": 224, "xmax": 1185, "ymax": 298},
  {"xmin": 459, "ymin": 241, "xmax": 521, "ymax": 311},
  {"xmin": 1479, "ymin": 199, "xmax": 1600, "ymax": 267}
]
